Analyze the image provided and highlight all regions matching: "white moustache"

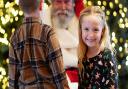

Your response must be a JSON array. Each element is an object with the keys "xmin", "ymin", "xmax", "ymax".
[{"xmin": 54, "ymin": 10, "xmax": 72, "ymax": 17}]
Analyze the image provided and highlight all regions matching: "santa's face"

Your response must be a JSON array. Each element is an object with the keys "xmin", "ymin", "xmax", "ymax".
[{"xmin": 51, "ymin": 0, "xmax": 75, "ymax": 28}]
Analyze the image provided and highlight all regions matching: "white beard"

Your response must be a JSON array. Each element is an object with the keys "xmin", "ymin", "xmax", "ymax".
[
  {"xmin": 51, "ymin": 8, "xmax": 74, "ymax": 29},
  {"xmin": 52, "ymin": 15, "xmax": 71, "ymax": 29}
]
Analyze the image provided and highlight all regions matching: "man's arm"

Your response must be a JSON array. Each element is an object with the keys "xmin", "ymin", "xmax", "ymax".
[
  {"xmin": 47, "ymin": 28, "xmax": 69, "ymax": 89},
  {"xmin": 8, "ymin": 43, "xmax": 19, "ymax": 89}
]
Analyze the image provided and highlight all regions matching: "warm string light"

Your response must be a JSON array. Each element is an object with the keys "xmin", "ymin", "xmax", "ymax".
[
  {"xmin": 115, "ymin": 0, "xmax": 119, "ymax": 4},
  {"xmin": 0, "ymin": 0, "xmax": 22, "ymax": 88},
  {"xmin": 97, "ymin": 1, "xmax": 101, "ymax": 5},
  {"xmin": 0, "ymin": 67, "xmax": 6, "ymax": 80},
  {"xmin": 118, "ymin": 65, "xmax": 121, "ymax": 69},
  {"xmin": 0, "ymin": 0, "xmax": 4, "ymax": 8},
  {"xmin": 103, "ymin": 1, "xmax": 107, "ymax": 6},
  {"xmin": 86, "ymin": 0, "xmax": 128, "ymax": 29},
  {"xmin": 109, "ymin": 2, "xmax": 113, "ymax": 9}
]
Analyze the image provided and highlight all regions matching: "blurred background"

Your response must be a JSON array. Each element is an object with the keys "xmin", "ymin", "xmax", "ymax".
[{"xmin": 0, "ymin": 0, "xmax": 128, "ymax": 89}]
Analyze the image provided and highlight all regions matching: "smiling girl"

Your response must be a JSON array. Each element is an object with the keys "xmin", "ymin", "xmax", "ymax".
[{"xmin": 78, "ymin": 6, "xmax": 118, "ymax": 89}]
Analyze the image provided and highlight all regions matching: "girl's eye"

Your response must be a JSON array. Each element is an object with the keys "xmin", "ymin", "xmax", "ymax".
[
  {"xmin": 84, "ymin": 28, "xmax": 89, "ymax": 31},
  {"xmin": 94, "ymin": 28, "xmax": 99, "ymax": 31}
]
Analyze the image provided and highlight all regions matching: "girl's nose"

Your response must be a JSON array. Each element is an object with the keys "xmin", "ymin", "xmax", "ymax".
[{"xmin": 88, "ymin": 31, "xmax": 94, "ymax": 37}]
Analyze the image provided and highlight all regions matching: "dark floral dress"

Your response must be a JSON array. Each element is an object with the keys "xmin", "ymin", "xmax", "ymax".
[{"xmin": 78, "ymin": 48, "xmax": 118, "ymax": 89}]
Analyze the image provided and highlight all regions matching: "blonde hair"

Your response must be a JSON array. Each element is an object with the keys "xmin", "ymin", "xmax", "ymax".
[
  {"xmin": 19, "ymin": 0, "xmax": 40, "ymax": 14},
  {"xmin": 78, "ymin": 6, "xmax": 113, "ymax": 77}
]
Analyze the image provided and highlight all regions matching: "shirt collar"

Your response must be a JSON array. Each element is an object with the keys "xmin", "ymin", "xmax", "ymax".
[{"xmin": 23, "ymin": 17, "xmax": 42, "ymax": 24}]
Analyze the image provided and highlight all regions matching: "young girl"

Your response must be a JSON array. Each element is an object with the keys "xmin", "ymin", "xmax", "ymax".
[{"xmin": 78, "ymin": 6, "xmax": 118, "ymax": 89}]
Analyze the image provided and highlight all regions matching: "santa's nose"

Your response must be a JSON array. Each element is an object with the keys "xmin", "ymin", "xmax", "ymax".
[{"xmin": 61, "ymin": 2, "xmax": 66, "ymax": 10}]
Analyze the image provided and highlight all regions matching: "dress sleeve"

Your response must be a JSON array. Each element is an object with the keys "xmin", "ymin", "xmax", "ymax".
[
  {"xmin": 47, "ymin": 28, "xmax": 69, "ymax": 89},
  {"xmin": 103, "ymin": 51, "xmax": 118, "ymax": 89}
]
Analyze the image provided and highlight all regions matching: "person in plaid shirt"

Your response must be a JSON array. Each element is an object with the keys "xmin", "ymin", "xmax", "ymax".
[{"xmin": 8, "ymin": 0, "xmax": 69, "ymax": 89}]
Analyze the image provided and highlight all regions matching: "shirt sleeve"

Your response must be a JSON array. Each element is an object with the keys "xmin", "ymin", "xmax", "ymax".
[
  {"xmin": 47, "ymin": 28, "xmax": 69, "ymax": 89},
  {"xmin": 8, "ymin": 43, "xmax": 20, "ymax": 89}
]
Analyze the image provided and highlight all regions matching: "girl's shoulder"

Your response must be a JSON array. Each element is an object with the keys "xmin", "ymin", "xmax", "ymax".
[{"xmin": 101, "ymin": 48, "xmax": 114, "ymax": 60}]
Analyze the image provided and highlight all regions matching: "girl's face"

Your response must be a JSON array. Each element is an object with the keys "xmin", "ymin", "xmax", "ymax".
[{"xmin": 81, "ymin": 15, "xmax": 104, "ymax": 49}]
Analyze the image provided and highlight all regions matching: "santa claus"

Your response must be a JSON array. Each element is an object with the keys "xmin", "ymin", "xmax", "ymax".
[{"xmin": 40, "ymin": 0, "xmax": 84, "ymax": 88}]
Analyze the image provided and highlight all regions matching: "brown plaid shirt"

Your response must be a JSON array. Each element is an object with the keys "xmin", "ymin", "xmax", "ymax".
[{"xmin": 9, "ymin": 17, "xmax": 69, "ymax": 89}]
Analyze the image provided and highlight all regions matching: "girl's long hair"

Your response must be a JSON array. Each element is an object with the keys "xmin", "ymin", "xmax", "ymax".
[{"xmin": 78, "ymin": 6, "xmax": 113, "ymax": 79}]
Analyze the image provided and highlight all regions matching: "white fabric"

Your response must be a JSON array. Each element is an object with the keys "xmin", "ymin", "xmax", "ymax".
[
  {"xmin": 66, "ymin": 74, "xmax": 78, "ymax": 89},
  {"xmin": 56, "ymin": 29, "xmax": 78, "ymax": 48},
  {"xmin": 40, "ymin": 6, "xmax": 79, "ymax": 69}
]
